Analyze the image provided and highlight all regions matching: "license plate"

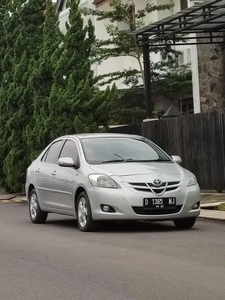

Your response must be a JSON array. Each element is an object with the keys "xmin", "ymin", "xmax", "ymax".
[{"xmin": 143, "ymin": 198, "xmax": 176, "ymax": 210}]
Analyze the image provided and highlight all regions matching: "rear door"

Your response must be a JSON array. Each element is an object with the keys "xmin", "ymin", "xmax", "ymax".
[
  {"xmin": 35, "ymin": 140, "xmax": 64, "ymax": 208},
  {"xmin": 49, "ymin": 139, "xmax": 80, "ymax": 211}
]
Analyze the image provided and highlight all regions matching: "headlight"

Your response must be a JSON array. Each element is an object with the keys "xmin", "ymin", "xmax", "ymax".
[
  {"xmin": 89, "ymin": 174, "xmax": 118, "ymax": 189},
  {"xmin": 187, "ymin": 172, "xmax": 197, "ymax": 186}
]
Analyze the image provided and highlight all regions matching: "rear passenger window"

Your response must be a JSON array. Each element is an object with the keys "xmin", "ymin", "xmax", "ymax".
[
  {"xmin": 44, "ymin": 140, "xmax": 64, "ymax": 164},
  {"xmin": 59, "ymin": 140, "xmax": 79, "ymax": 163}
]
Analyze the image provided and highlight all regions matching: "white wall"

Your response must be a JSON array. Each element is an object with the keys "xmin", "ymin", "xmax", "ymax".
[
  {"xmin": 58, "ymin": 0, "xmax": 193, "ymax": 89},
  {"xmin": 94, "ymin": 0, "xmax": 140, "ymax": 89}
]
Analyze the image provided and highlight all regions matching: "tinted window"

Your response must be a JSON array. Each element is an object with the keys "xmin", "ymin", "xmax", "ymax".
[
  {"xmin": 81, "ymin": 138, "xmax": 171, "ymax": 164},
  {"xmin": 45, "ymin": 140, "xmax": 64, "ymax": 164},
  {"xmin": 59, "ymin": 140, "xmax": 78, "ymax": 163}
]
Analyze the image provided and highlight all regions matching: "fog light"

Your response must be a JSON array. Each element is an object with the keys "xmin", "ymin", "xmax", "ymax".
[
  {"xmin": 103, "ymin": 205, "xmax": 109, "ymax": 212},
  {"xmin": 192, "ymin": 202, "xmax": 200, "ymax": 210},
  {"xmin": 100, "ymin": 205, "xmax": 116, "ymax": 213}
]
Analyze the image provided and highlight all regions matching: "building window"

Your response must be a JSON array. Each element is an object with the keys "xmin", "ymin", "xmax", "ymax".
[{"xmin": 180, "ymin": 0, "xmax": 188, "ymax": 10}]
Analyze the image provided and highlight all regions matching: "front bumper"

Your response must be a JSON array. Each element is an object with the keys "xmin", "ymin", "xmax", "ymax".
[{"xmin": 87, "ymin": 183, "xmax": 201, "ymax": 221}]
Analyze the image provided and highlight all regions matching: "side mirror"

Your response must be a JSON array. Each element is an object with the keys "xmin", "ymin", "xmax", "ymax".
[
  {"xmin": 58, "ymin": 157, "xmax": 75, "ymax": 168},
  {"xmin": 171, "ymin": 155, "xmax": 182, "ymax": 164}
]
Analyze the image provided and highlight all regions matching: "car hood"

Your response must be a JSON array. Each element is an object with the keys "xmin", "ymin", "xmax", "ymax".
[{"xmin": 89, "ymin": 162, "xmax": 185, "ymax": 177}]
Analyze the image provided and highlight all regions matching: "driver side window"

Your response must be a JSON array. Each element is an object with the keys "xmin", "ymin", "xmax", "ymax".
[
  {"xmin": 43, "ymin": 140, "xmax": 64, "ymax": 164},
  {"xmin": 59, "ymin": 140, "xmax": 79, "ymax": 163}
]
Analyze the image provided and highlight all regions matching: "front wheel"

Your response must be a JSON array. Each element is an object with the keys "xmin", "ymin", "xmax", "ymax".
[
  {"xmin": 76, "ymin": 192, "xmax": 98, "ymax": 232},
  {"xmin": 29, "ymin": 189, "xmax": 48, "ymax": 224},
  {"xmin": 173, "ymin": 217, "xmax": 196, "ymax": 229}
]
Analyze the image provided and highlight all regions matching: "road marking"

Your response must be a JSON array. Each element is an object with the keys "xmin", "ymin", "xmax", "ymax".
[
  {"xmin": 1, "ymin": 200, "xmax": 10, "ymax": 203},
  {"xmin": 14, "ymin": 199, "xmax": 22, "ymax": 202}
]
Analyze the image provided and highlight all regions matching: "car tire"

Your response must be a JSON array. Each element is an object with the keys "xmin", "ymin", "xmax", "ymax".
[
  {"xmin": 76, "ymin": 192, "xmax": 98, "ymax": 232},
  {"xmin": 173, "ymin": 217, "xmax": 196, "ymax": 229},
  {"xmin": 29, "ymin": 189, "xmax": 48, "ymax": 224}
]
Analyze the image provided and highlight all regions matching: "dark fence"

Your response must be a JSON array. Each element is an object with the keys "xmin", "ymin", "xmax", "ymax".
[{"xmin": 110, "ymin": 109, "xmax": 225, "ymax": 191}]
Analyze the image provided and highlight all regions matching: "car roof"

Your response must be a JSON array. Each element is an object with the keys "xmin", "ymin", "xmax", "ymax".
[{"xmin": 60, "ymin": 133, "xmax": 143, "ymax": 140}]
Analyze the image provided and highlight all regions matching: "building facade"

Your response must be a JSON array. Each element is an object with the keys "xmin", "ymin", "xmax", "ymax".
[{"xmin": 56, "ymin": 0, "xmax": 204, "ymax": 114}]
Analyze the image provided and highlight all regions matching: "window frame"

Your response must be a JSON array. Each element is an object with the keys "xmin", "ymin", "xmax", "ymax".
[
  {"xmin": 41, "ymin": 140, "xmax": 64, "ymax": 164},
  {"xmin": 58, "ymin": 139, "xmax": 80, "ymax": 165}
]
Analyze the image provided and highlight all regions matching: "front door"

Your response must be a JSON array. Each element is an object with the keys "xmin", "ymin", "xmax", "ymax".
[
  {"xmin": 49, "ymin": 139, "xmax": 79, "ymax": 211},
  {"xmin": 38, "ymin": 140, "xmax": 64, "ymax": 208}
]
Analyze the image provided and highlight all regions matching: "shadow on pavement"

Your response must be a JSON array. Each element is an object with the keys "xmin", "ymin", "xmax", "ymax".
[{"xmin": 45, "ymin": 217, "xmax": 199, "ymax": 233}]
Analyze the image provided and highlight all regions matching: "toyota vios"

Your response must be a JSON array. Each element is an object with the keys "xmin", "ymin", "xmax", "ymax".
[{"xmin": 26, "ymin": 134, "xmax": 201, "ymax": 232}]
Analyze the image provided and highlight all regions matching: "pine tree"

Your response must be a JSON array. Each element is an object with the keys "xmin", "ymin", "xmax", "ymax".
[
  {"xmin": 2, "ymin": 0, "xmax": 46, "ymax": 192},
  {"xmin": 0, "ymin": 0, "xmax": 8, "ymax": 188},
  {"xmin": 46, "ymin": 0, "xmax": 117, "ymax": 140},
  {"xmin": 0, "ymin": 0, "xmax": 7, "ymax": 83},
  {"xmin": 0, "ymin": 0, "xmax": 21, "ymax": 189},
  {"xmin": 26, "ymin": 0, "xmax": 62, "ymax": 160}
]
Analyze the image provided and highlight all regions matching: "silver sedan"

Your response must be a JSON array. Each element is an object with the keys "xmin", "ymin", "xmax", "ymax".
[{"xmin": 26, "ymin": 133, "xmax": 201, "ymax": 232}]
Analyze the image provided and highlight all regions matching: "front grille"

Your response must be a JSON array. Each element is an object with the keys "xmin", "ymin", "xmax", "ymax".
[
  {"xmin": 128, "ymin": 181, "xmax": 181, "ymax": 195},
  {"xmin": 132, "ymin": 205, "xmax": 183, "ymax": 215}
]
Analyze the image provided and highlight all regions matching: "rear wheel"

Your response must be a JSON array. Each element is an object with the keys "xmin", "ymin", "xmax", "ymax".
[
  {"xmin": 76, "ymin": 192, "xmax": 98, "ymax": 232},
  {"xmin": 29, "ymin": 189, "xmax": 48, "ymax": 224},
  {"xmin": 174, "ymin": 217, "xmax": 196, "ymax": 229}
]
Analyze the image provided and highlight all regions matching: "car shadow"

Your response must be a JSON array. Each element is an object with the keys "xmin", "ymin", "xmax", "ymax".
[
  {"xmin": 96, "ymin": 221, "xmax": 198, "ymax": 233},
  {"xmin": 45, "ymin": 217, "xmax": 198, "ymax": 233}
]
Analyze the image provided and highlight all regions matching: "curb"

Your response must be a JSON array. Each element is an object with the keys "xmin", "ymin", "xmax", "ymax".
[
  {"xmin": 0, "ymin": 195, "xmax": 27, "ymax": 203},
  {"xmin": 19, "ymin": 197, "xmax": 27, "ymax": 202},
  {"xmin": 199, "ymin": 210, "xmax": 225, "ymax": 222},
  {"xmin": 198, "ymin": 216, "xmax": 225, "ymax": 222}
]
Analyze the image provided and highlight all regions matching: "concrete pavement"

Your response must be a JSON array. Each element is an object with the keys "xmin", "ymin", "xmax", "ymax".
[{"xmin": 0, "ymin": 201, "xmax": 225, "ymax": 300}]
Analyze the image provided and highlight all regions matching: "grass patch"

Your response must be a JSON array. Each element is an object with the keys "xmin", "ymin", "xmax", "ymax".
[{"xmin": 217, "ymin": 203, "xmax": 225, "ymax": 211}]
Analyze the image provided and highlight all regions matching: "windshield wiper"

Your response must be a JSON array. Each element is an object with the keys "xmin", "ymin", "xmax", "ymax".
[
  {"xmin": 114, "ymin": 153, "xmax": 125, "ymax": 161},
  {"xmin": 141, "ymin": 159, "xmax": 171, "ymax": 162},
  {"xmin": 101, "ymin": 156, "xmax": 170, "ymax": 164},
  {"xmin": 101, "ymin": 159, "xmax": 124, "ymax": 164},
  {"xmin": 113, "ymin": 153, "xmax": 134, "ymax": 162},
  {"xmin": 101, "ymin": 154, "xmax": 134, "ymax": 164},
  {"xmin": 116, "ymin": 159, "xmax": 170, "ymax": 163}
]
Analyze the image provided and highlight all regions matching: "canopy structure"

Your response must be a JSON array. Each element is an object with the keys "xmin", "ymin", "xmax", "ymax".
[
  {"xmin": 132, "ymin": 0, "xmax": 225, "ymax": 118},
  {"xmin": 162, "ymin": 105, "xmax": 182, "ymax": 118}
]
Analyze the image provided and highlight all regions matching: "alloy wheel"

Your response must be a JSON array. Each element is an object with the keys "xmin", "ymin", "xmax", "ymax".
[
  {"xmin": 30, "ymin": 192, "xmax": 38, "ymax": 220},
  {"xmin": 78, "ymin": 197, "xmax": 88, "ymax": 228}
]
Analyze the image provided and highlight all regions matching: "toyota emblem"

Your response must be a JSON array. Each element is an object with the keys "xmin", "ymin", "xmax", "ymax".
[{"xmin": 153, "ymin": 179, "xmax": 162, "ymax": 186}]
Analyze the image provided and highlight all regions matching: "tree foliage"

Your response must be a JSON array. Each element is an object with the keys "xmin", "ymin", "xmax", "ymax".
[
  {"xmin": 155, "ymin": 65, "xmax": 192, "ymax": 96},
  {"xmin": 25, "ymin": 0, "xmax": 62, "ymax": 160},
  {"xmin": 1, "ymin": 0, "xmax": 46, "ymax": 191},
  {"xmin": 0, "ymin": 0, "xmax": 118, "ymax": 192},
  {"xmin": 46, "ymin": 0, "xmax": 117, "ymax": 139}
]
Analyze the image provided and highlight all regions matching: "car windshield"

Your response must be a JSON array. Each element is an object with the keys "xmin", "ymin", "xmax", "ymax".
[{"xmin": 81, "ymin": 137, "xmax": 171, "ymax": 165}]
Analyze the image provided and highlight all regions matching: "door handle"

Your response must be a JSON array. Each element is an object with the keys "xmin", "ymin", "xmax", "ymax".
[
  {"xmin": 51, "ymin": 171, "xmax": 56, "ymax": 176},
  {"xmin": 35, "ymin": 168, "xmax": 40, "ymax": 173}
]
